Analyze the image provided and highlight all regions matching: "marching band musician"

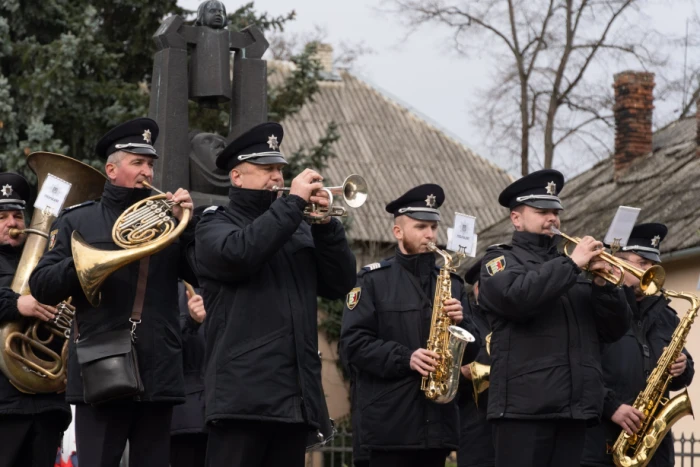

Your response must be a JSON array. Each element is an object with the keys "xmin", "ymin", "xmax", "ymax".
[
  {"xmin": 0, "ymin": 173, "xmax": 71, "ymax": 467},
  {"xmin": 193, "ymin": 122, "xmax": 356, "ymax": 467},
  {"xmin": 457, "ymin": 258, "xmax": 495, "ymax": 467},
  {"xmin": 340, "ymin": 184, "xmax": 479, "ymax": 467},
  {"xmin": 478, "ymin": 169, "xmax": 631, "ymax": 467},
  {"xmin": 29, "ymin": 118, "xmax": 196, "ymax": 467},
  {"xmin": 581, "ymin": 223, "xmax": 694, "ymax": 467}
]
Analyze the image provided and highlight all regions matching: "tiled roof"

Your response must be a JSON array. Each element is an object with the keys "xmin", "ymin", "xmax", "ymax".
[
  {"xmin": 274, "ymin": 63, "xmax": 513, "ymax": 244},
  {"xmin": 472, "ymin": 117, "xmax": 700, "ymax": 266}
]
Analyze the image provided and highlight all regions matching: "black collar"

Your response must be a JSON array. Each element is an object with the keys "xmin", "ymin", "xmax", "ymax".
[
  {"xmin": 512, "ymin": 230, "xmax": 560, "ymax": 258},
  {"xmin": 101, "ymin": 181, "xmax": 152, "ymax": 213},
  {"xmin": 227, "ymin": 185, "xmax": 278, "ymax": 219},
  {"xmin": 395, "ymin": 248, "xmax": 435, "ymax": 278},
  {"xmin": 0, "ymin": 243, "xmax": 22, "ymax": 259}
]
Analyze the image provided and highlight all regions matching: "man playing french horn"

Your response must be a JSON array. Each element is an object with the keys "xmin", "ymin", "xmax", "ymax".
[
  {"xmin": 194, "ymin": 122, "xmax": 357, "ymax": 467},
  {"xmin": 340, "ymin": 184, "xmax": 479, "ymax": 467},
  {"xmin": 29, "ymin": 118, "xmax": 197, "ymax": 467},
  {"xmin": 0, "ymin": 172, "xmax": 71, "ymax": 467}
]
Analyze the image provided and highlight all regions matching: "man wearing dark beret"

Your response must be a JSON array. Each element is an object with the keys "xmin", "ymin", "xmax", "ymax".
[
  {"xmin": 340, "ymin": 184, "xmax": 479, "ymax": 467},
  {"xmin": 194, "ymin": 122, "xmax": 357, "ymax": 467},
  {"xmin": 457, "ymin": 257, "xmax": 496, "ymax": 467},
  {"xmin": 29, "ymin": 118, "xmax": 197, "ymax": 467},
  {"xmin": 477, "ymin": 169, "xmax": 630, "ymax": 467},
  {"xmin": 0, "ymin": 172, "xmax": 72, "ymax": 467},
  {"xmin": 581, "ymin": 223, "xmax": 694, "ymax": 467}
]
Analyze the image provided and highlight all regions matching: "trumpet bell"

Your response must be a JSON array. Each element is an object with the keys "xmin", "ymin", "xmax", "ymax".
[
  {"xmin": 469, "ymin": 361, "xmax": 491, "ymax": 406},
  {"xmin": 340, "ymin": 174, "xmax": 368, "ymax": 208}
]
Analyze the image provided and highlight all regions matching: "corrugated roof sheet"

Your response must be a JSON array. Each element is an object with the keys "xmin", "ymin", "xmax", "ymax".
[
  {"xmin": 272, "ymin": 62, "xmax": 513, "ymax": 244},
  {"xmin": 471, "ymin": 117, "xmax": 700, "ymax": 267}
]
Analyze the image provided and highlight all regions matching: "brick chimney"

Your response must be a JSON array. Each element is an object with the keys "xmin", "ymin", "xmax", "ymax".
[{"xmin": 613, "ymin": 71, "xmax": 655, "ymax": 179}]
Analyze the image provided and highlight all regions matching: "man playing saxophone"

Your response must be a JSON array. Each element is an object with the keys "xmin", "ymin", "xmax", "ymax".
[
  {"xmin": 194, "ymin": 122, "xmax": 356, "ymax": 467},
  {"xmin": 28, "ymin": 118, "xmax": 196, "ymax": 467},
  {"xmin": 0, "ymin": 172, "xmax": 71, "ymax": 467},
  {"xmin": 478, "ymin": 170, "xmax": 631, "ymax": 467},
  {"xmin": 581, "ymin": 223, "xmax": 694, "ymax": 467},
  {"xmin": 340, "ymin": 184, "xmax": 479, "ymax": 467}
]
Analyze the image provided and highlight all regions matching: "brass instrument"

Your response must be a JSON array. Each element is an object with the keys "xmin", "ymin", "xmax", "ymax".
[
  {"xmin": 421, "ymin": 243, "xmax": 475, "ymax": 404},
  {"xmin": 552, "ymin": 227, "xmax": 665, "ymax": 296},
  {"xmin": 0, "ymin": 152, "xmax": 106, "ymax": 393},
  {"xmin": 467, "ymin": 332, "xmax": 492, "ymax": 407},
  {"xmin": 272, "ymin": 174, "xmax": 368, "ymax": 223},
  {"xmin": 612, "ymin": 290, "xmax": 698, "ymax": 467},
  {"xmin": 71, "ymin": 181, "xmax": 192, "ymax": 307}
]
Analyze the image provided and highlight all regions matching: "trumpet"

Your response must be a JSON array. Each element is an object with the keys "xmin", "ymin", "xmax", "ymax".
[
  {"xmin": 551, "ymin": 227, "xmax": 665, "ymax": 296},
  {"xmin": 272, "ymin": 174, "xmax": 368, "ymax": 223}
]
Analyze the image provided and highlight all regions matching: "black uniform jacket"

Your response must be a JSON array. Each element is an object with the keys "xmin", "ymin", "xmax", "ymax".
[
  {"xmin": 0, "ymin": 244, "xmax": 71, "ymax": 428},
  {"xmin": 478, "ymin": 231, "xmax": 631, "ymax": 423},
  {"xmin": 194, "ymin": 186, "xmax": 356, "ymax": 429},
  {"xmin": 458, "ymin": 301, "xmax": 495, "ymax": 467},
  {"xmin": 29, "ymin": 182, "xmax": 197, "ymax": 404},
  {"xmin": 340, "ymin": 250, "xmax": 480, "ymax": 452},
  {"xmin": 170, "ymin": 282, "xmax": 206, "ymax": 436},
  {"xmin": 581, "ymin": 291, "xmax": 695, "ymax": 467}
]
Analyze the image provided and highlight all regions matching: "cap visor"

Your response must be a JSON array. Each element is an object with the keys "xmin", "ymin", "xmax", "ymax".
[
  {"xmin": 124, "ymin": 147, "xmax": 159, "ymax": 158},
  {"xmin": 0, "ymin": 203, "xmax": 25, "ymax": 211},
  {"xmin": 405, "ymin": 212, "xmax": 441, "ymax": 222},
  {"xmin": 522, "ymin": 199, "xmax": 564, "ymax": 210},
  {"xmin": 634, "ymin": 250, "xmax": 661, "ymax": 263},
  {"xmin": 247, "ymin": 155, "xmax": 288, "ymax": 166}
]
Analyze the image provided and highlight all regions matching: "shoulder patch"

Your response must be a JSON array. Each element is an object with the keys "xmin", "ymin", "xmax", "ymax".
[
  {"xmin": 61, "ymin": 200, "xmax": 95, "ymax": 214},
  {"xmin": 486, "ymin": 243, "xmax": 512, "ymax": 251},
  {"xmin": 48, "ymin": 229, "xmax": 58, "ymax": 250},
  {"xmin": 346, "ymin": 287, "xmax": 361, "ymax": 310},
  {"xmin": 203, "ymin": 205, "xmax": 224, "ymax": 215},
  {"xmin": 485, "ymin": 255, "xmax": 506, "ymax": 276}
]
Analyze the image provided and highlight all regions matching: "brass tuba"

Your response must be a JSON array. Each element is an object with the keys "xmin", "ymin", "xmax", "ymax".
[
  {"xmin": 72, "ymin": 181, "xmax": 191, "ymax": 307},
  {"xmin": 612, "ymin": 290, "xmax": 697, "ymax": 467},
  {"xmin": 0, "ymin": 152, "xmax": 106, "ymax": 393},
  {"xmin": 421, "ymin": 243, "xmax": 475, "ymax": 404}
]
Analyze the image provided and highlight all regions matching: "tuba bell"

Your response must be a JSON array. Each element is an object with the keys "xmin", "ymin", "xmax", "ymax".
[
  {"xmin": 0, "ymin": 152, "xmax": 106, "ymax": 393},
  {"xmin": 71, "ymin": 181, "xmax": 191, "ymax": 307}
]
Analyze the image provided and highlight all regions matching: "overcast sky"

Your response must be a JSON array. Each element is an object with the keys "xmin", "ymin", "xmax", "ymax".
[{"xmin": 177, "ymin": 0, "xmax": 698, "ymax": 175}]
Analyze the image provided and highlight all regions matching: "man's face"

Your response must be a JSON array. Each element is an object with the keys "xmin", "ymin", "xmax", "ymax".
[
  {"xmin": 510, "ymin": 205, "xmax": 561, "ymax": 236},
  {"xmin": 230, "ymin": 162, "xmax": 284, "ymax": 191},
  {"xmin": 616, "ymin": 251, "xmax": 656, "ymax": 298},
  {"xmin": 203, "ymin": 1, "xmax": 226, "ymax": 29},
  {"xmin": 106, "ymin": 153, "xmax": 155, "ymax": 189},
  {"xmin": 393, "ymin": 216, "xmax": 438, "ymax": 255},
  {"xmin": 0, "ymin": 210, "xmax": 25, "ymax": 247}
]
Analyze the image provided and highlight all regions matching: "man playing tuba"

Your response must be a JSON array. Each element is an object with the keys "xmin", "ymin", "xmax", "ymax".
[
  {"xmin": 0, "ymin": 172, "xmax": 71, "ymax": 467},
  {"xmin": 29, "ymin": 118, "xmax": 196, "ymax": 467}
]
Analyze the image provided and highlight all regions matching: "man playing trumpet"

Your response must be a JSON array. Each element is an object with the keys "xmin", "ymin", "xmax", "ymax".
[
  {"xmin": 0, "ymin": 172, "xmax": 71, "ymax": 467},
  {"xmin": 29, "ymin": 118, "xmax": 196, "ymax": 467},
  {"xmin": 194, "ymin": 122, "xmax": 357, "ymax": 467},
  {"xmin": 478, "ymin": 169, "xmax": 631, "ymax": 467}
]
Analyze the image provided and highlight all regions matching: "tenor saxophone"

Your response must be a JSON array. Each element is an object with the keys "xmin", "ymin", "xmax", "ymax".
[
  {"xmin": 421, "ymin": 243, "xmax": 475, "ymax": 404},
  {"xmin": 612, "ymin": 290, "xmax": 698, "ymax": 467}
]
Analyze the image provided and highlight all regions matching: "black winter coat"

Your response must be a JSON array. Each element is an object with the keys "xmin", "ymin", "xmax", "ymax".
[
  {"xmin": 170, "ymin": 282, "xmax": 206, "ymax": 435},
  {"xmin": 457, "ymin": 301, "xmax": 495, "ymax": 467},
  {"xmin": 0, "ymin": 244, "xmax": 71, "ymax": 428},
  {"xmin": 478, "ymin": 231, "xmax": 631, "ymax": 422},
  {"xmin": 581, "ymin": 291, "xmax": 695, "ymax": 467},
  {"xmin": 194, "ymin": 187, "xmax": 356, "ymax": 429},
  {"xmin": 29, "ymin": 182, "xmax": 197, "ymax": 404},
  {"xmin": 340, "ymin": 251, "xmax": 480, "ymax": 452}
]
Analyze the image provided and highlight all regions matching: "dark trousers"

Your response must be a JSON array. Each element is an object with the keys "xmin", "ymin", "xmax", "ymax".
[
  {"xmin": 205, "ymin": 420, "xmax": 308, "ymax": 467},
  {"xmin": 75, "ymin": 402, "xmax": 173, "ymax": 467},
  {"xmin": 170, "ymin": 433, "xmax": 207, "ymax": 467},
  {"xmin": 0, "ymin": 413, "xmax": 64, "ymax": 467},
  {"xmin": 493, "ymin": 419, "xmax": 586, "ymax": 467},
  {"xmin": 369, "ymin": 450, "xmax": 449, "ymax": 467}
]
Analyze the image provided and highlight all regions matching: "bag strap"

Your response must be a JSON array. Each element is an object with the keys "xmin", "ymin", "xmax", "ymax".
[{"xmin": 130, "ymin": 257, "xmax": 150, "ymax": 338}]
